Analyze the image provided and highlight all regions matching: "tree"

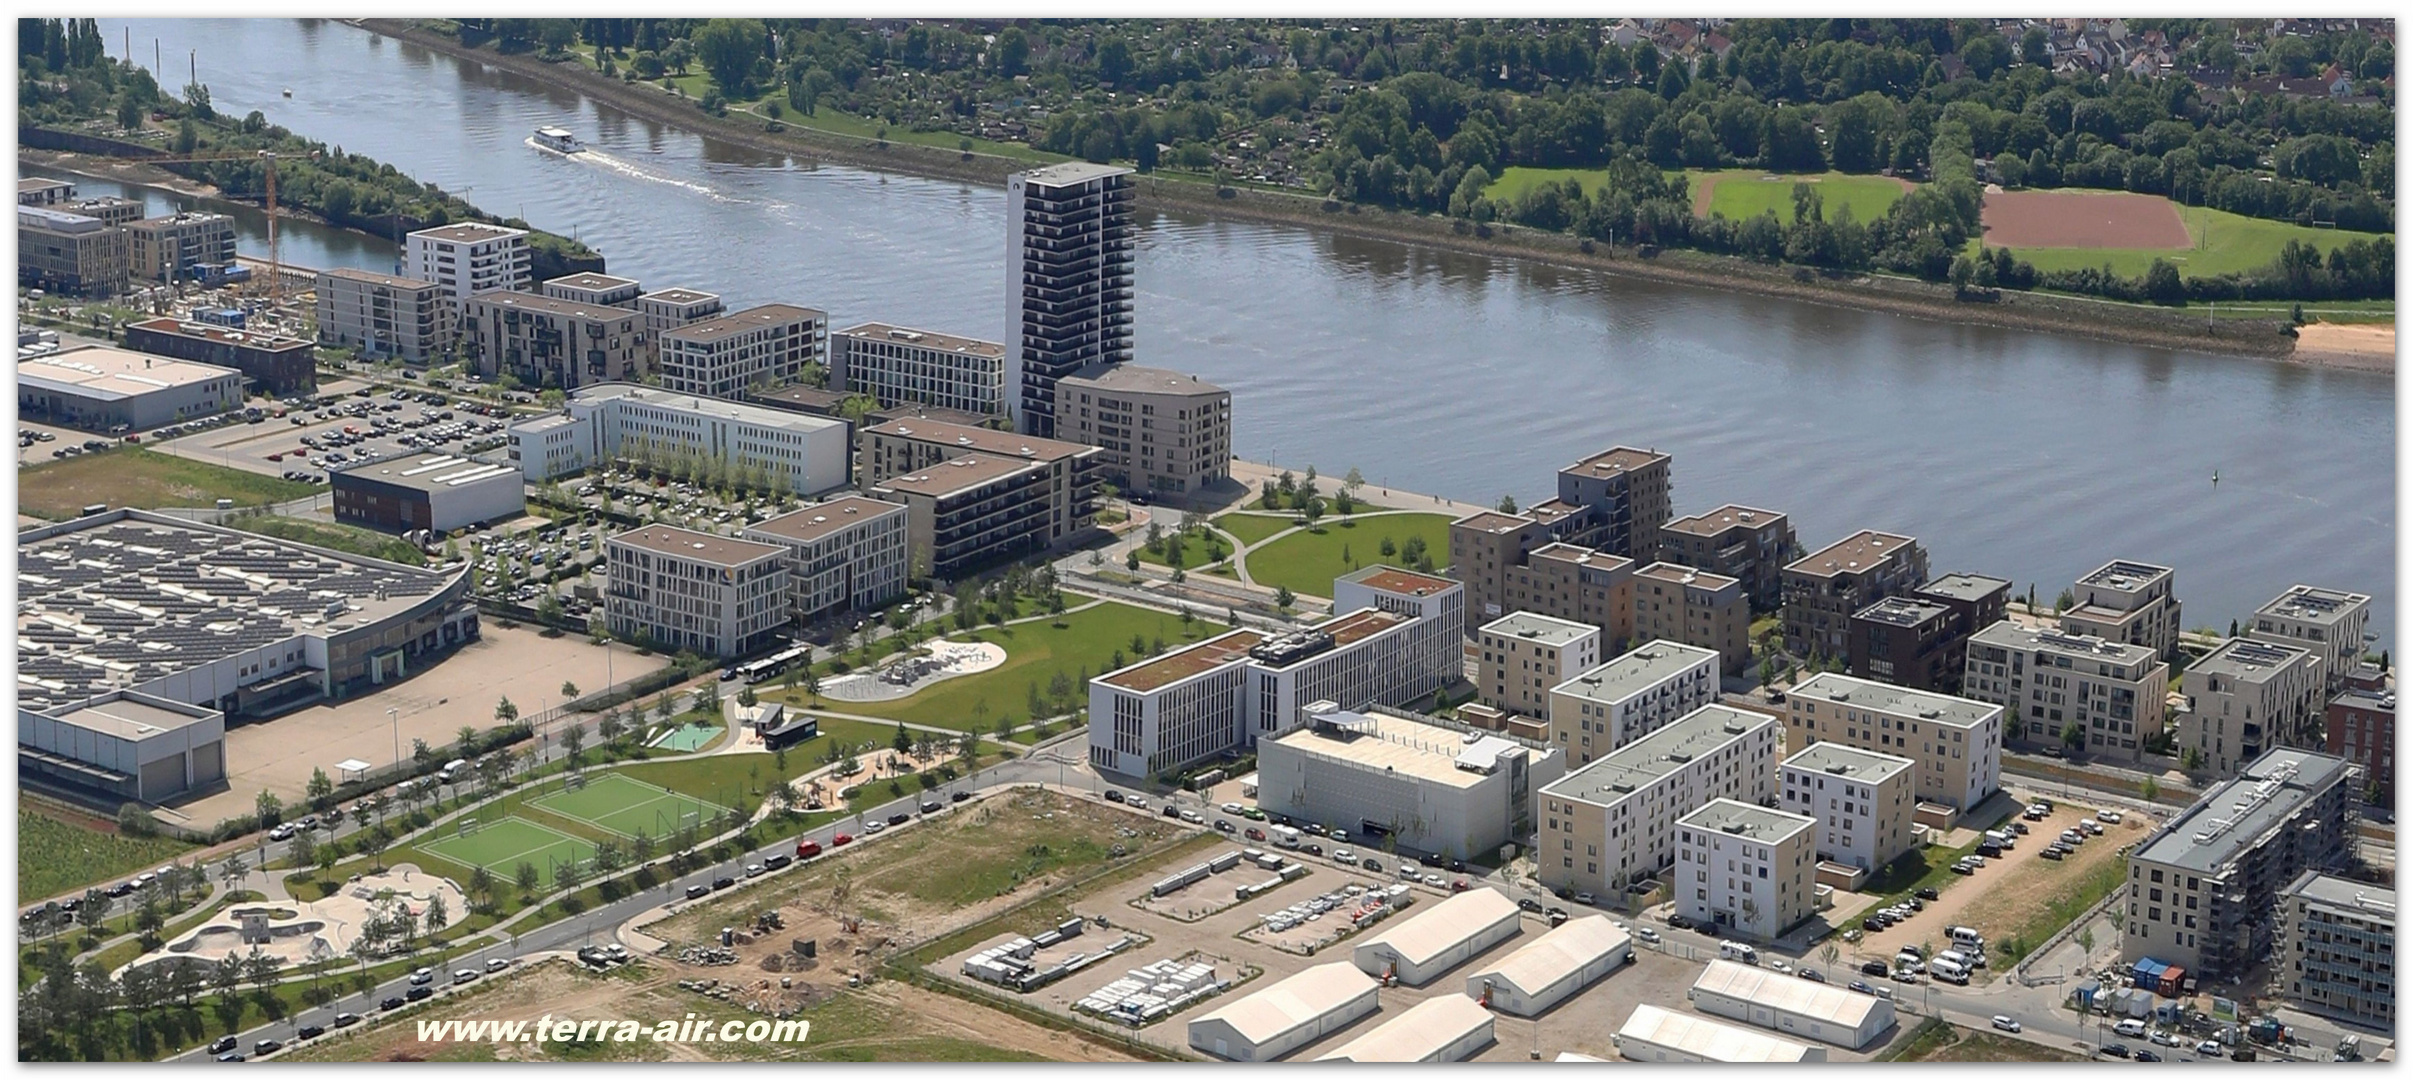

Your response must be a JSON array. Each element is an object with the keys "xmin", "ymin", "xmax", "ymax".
[
  {"xmin": 2061, "ymin": 721, "xmax": 2086, "ymax": 751},
  {"xmin": 423, "ymin": 894, "xmax": 448, "ymax": 942},
  {"xmin": 561, "ymin": 719, "xmax": 588, "ymax": 767},
  {"xmin": 737, "ymin": 685, "xmax": 758, "ymax": 708},
  {"xmin": 2140, "ymin": 776, "xmax": 2160, "ymax": 802},
  {"xmin": 221, "ymin": 851, "xmax": 249, "ymax": 891},
  {"xmin": 495, "ymin": 696, "xmax": 519, "ymax": 726},
  {"xmin": 2181, "ymin": 745, "xmax": 2205, "ymax": 771},
  {"xmin": 561, "ymin": 680, "xmax": 580, "ymax": 702},
  {"xmin": 118, "ymin": 801, "xmax": 158, "ymax": 837},
  {"xmin": 515, "ymin": 861, "xmax": 542, "ymax": 900},
  {"xmin": 892, "ymin": 722, "xmax": 913, "ymax": 755},
  {"xmin": 1125, "ymin": 550, "xmax": 1142, "ymax": 572},
  {"xmin": 254, "ymin": 789, "xmax": 283, "ymax": 827},
  {"xmin": 1274, "ymin": 585, "xmax": 1295, "ymax": 610},
  {"xmin": 288, "ymin": 830, "xmax": 317, "ymax": 874},
  {"xmin": 689, "ymin": 18, "xmax": 765, "ymax": 96},
  {"xmin": 1496, "ymin": 494, "xmax": 1518, "ymax": 513}
]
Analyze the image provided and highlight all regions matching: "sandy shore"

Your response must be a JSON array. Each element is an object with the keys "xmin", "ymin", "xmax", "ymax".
[{"xmin": 2290, "ymin": 323, "xmax": 2397, "ymax": 373}]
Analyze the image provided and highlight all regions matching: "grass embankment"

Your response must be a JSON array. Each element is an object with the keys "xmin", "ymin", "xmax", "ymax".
[
  {"xmin": 18, "ymin": 447, "xmax": 318, "ymax": 520},
  {"xmin": 233, "ymin": 516, "xmax": 428, "ymax": 566},
  {"xmin": 1239, "ymin": 512, "xmax": 1455, "ymax": 599},
  {"xmin": 19, "ymin": 806, "xmax": 199, "ymax": 902},
  {"xmin": 1881, "ymin": 1017, "xmax": 2085, "ymax": 1062},
  {"xmin": 1132, "ymin": 528, "xmax": 1237, "ymax": 572}
]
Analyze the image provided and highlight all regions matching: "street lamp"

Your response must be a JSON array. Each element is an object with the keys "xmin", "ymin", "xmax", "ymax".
[{"xmin": 388, "ymin": 707, "xmax": 401, "ymax": 771}]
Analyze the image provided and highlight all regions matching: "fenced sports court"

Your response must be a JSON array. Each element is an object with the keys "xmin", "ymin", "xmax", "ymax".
[
  {"xmin": 647, "ymin": 721, "xmax": 720, "ymax": 753},
  {"xmin": 529, "ymin": 771, "xmax": 733, "ymax": 841},
  {"xmin": 418, "ymin": 817, "xmax": 597, "ymax": 887}
]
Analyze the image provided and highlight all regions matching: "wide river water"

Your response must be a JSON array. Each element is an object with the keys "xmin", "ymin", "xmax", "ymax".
[{"xmin": 71, "ymin": 18, "xmax": 2397, "ymax": 641}]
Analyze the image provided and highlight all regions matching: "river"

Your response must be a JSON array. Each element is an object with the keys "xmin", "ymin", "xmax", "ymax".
[{"xmin": 79, "ymin": 18, "xmax": 2396, "ymax": 641}]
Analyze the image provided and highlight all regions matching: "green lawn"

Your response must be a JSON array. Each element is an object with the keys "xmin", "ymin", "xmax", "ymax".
[
  {"xmin": 1210, "ymin": 512, "xmax": 1295, "ymax": 547},
  {"xmin": 18, "ymin": 447, "xmax": 319, "ymax": 520},
  {"xmin": 233, "ymin": 516, "xmax": 428, "ymax": 566},
  {"xmin": 1133, "ymin": 529, "xmax": 1237, "ymax": 571},
  {"xmin": 1988, "ymin": 200, "xmax": 2396, "ymax": 280},
  {"xmin": 1693, "ymin": 169, "xmax": 1911, "ymax": 223},
  {"xmin": 767, "ymin": 600, "xmax": 1219, "ymax": 731},
  {"xmin": 1485, "ymin": 165, "xmax": 1617, "ymax": 203},
  {"xmin": 19, "ymin": 807, "xmax": 198, "ymax": 902},
  {"xmin": 1241, "ymin": 513, "xmax": 1456, "ymax": 599}
]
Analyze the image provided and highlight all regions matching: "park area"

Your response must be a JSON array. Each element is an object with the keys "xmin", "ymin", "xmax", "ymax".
[
  {"xmin": 1237, "ymin": 512, "xmax": 1454, "ymax": 599},
  {"xmin": 1689, "ymin": 168, "xmax": 1914, "ymax": 221},
  {"xmin": 18, "ymin": 447, "xmax": 318, "ymax": 520},
  {"xmin": 1981, "ymin": 193, "xmax": 2395, "ymax": 279}
]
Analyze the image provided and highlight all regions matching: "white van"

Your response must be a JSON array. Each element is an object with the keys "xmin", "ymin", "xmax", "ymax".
[
  {"xmin": 1984, "ymin": 829, "xmax": 2014, "ymax": 847},
  {"xmin": 1719, "ymin": 942, "xmax": 1759, "ymax": 965},
  {"xmin": 1949, "ymin": 926, "xmax": 1985, "ymax": 947},
  {"xmin": 2115, "ymin": 1019, "xmax": 2148, "ymax": 1038}
]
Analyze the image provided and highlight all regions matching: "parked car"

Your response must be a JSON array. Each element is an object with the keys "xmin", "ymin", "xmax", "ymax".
[
  {"xmin": 711, "ymin": 877, "xmax": 735, "ymax": 890},
  {"xmin": 887, "ymin": 813, "xmax": 910, "ymax": 827},
  {"xmin": 2099, "ymin": 1044, "xmax": 2132, "ymax": 1059},
  {"xmin": 1992, "ymin": 1016, "xmax": 2023, "ymax": 1033},
  {"xmin": 1916, "ymin": 887, "xmax": 1940, "ymax": 901},
  {"xmin": 1848, "ymin": 981, "xmax": 1876, "ymax": 995},
  {"xmin": 1861, "ymin": 961, "xmax": 1891, "ymax": 977},
  {"xmin": 2136, "ymin": 1050, "xmax": 2163, "ymax": 1062},
  {"xmin": 1798, "ymin": 968, "xmax": 1827, "ymax": 983},
  {"xmin": 1103, "ymin": 790, "xmax": 1125, "ymax": 804},
  {"xmin": 296, "ymin": 1025, "xmax": 325, "ymax": 1040},
  {"xmin": 209, "ymin": 1038, "xmax": 239, "ymax": 1055},
  {"xmin": 333, "ymin": 1012, "xmax": 361, "ymax": 1027},
  {"xmin": 406, "ymin": 986, "xmax": 432, "ymax": 1002},
  {"xmin": 380, "ymin": 996, "xmax": 406, "ymax": 1011}
]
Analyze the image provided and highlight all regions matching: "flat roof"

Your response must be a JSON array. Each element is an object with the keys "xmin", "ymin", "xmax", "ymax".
[
  {"xmin": 464, "ymin": 290, "xmax": 636, "ymax": 322},
  {"xmin": 1338, "ymin": 565, "xmax": 1457, "ymax": 598},
  {"xmin": 744, "ymin": 496, "xmax": 906, "ymax": 544},
  {"xmin": 1191, "ymin": 961, "xmax": 1374, "ymax": 1045},
  {"xmin": 1298, "ymin": 608, "xmax": 1404, "ymax": 654},
  {"xmin": 2134, "ymin": 749, "xmax": 2353, "ymax": 874},
  {"xmin": 1313, "ymin": 993, "xmax": 1493, "ymax": 1062},
  {"xmin": 1791, "ymin": 672, "xmax": 2000, "ymax": 729},
  {"xmin": 1678, "ymin": 798, "xmax": 1814, "ymax": 843},
  {"xmin": 564, "ymin": 383, "xmax": 847, "ymax": 434},
  {"xmin": 1635, "ymin": 561, "xmax": 1738, "ymax": 589},
  {"xmin": 2078, "ymin": 559, "xmax": 2172, "ymax": 591},
  {"xmin": 606, "ymin": 525, "xmax": 784, "ymax": 566},
  {"xmin": 18, "ymin": 205, "xmax": 103, "ymax": 231},
  {"xmin": 1469, "ymin": 913, "xmax": 1629, "ymax": 996},
  {"xmin": 1060, "ymin": 361, "xmax": 1226, "ymax": 396},
  {"xmin": 1014, "ymin": 161, "xmax": 1134, "ymax": 187},
  {"xmin": 20, "ymin": 345, "xmax": 241, "ymax": 401},
  {"xmin": 1267, "ymin": 710, "xmax": 1520, "ymax": 789},
  {"xmin": 410, "ymin": 222, "xmax": 526, "ymax": 243},
  {"xmin": 1360, "ymin": 887, "xmax": 1520, "ymax": 968},
  {"xmin": 2258, "ymin": 585, "xmax": 2372, "ymax": 625},
  {"xmin": 1691, "ymin": 959, "xmax": 1880, "ymax": 1028},
  {"xmin": 1541, "ymin": 706, "xmax": 1774, "ymax": 806},
  {"xmin": 1663, "ymin": 504, "xmax": 1787, "ymax": 537},
  {"xmin": 1550, "ymin": 640, "xmax": 1718, "ymax": 706},
  {"xmin": 839, "ymin": 322, "xmax": 1004, "ymax": 357},
  {"xmin": 20, "ymin": 176, "xmax": 72, "ymax": 193},
  {"xmin": 872, "ymin": 454, "xmax": 1040, "ymax": 497},
  {"xmin": 639, "ymin": 287, "xmax": 721, "ymax": 306},
  {"xmin": 1525, "ymin": 499, "xmax": 1582, "ymax": 527},
  {"xmin": 544, "ymin": 272, "xmax": 639, "ymax": 292},
  {"xmin": 1919, "ymin": 572, "xmax": 2011, "ymax": 604},
  {"xmin": 16, "ymin": 511, "xmax": 462, "ymax": 713},
  {"xmin": 663, "ymin": 303, "xmax": 825, "ymax": 343},
  {"xmin": 1450, "ymin": 510, "xmax": 1533, "ymax": 535},
  {"xmin": 1478, "ymin": 611, "xmax": 1596, "ymax": 647},
  {"xmin": 1100, "ymin": 630, "xmax": 1264, "ymax": 692},
  {"xmin": 862, "ymin": 416, "xmax": 1095, "ymax": 463},
  {"xmin": 1971, "ymin": 620, "xmax": 2159, "ymax": 664},
  {"xmin": 1562, "ymin": 446, "xmax": 1668, "ymax": 477},
  {"xmin": 1786, "ymin": 529, "xmax": 1918, "ymax": 579},
  {"xmin": 751, "ymin": 384, "xmax": 851, "ymax": 412},
  {"xmin": 47, "ymin": 697, "xmax": 218, "ymax": 739},
  {"xmin": 128, "ymin": 317, "xmax": 310, "ymax": 352},
  {"xmin": 321, "ymin": 267, "xmax": 441, "ymax": 290},
  {"xmin": 2280, "ymin": 871, "xmax": 2396, "ymax": 919},
  {"xmin": 1617, "ymin": 1004, "xmax": 1821, "ymax": 1062},
  {"xmin": 2191, "ymin": 638, "xmax": 2318, "ymax": 684},
  {"xmin": 1528, "ymin": 543, "xmax": 1633, "ymax": 573},
  {"xmin": 1854, "ymin": 595, "xmax": 1950, "ymax": 627},
  {"xmin": 337, "ymin": 455, "xmax": 520, "ymax": 494},
  {"xmin": 130, "ymin": 211, "xmax": 231, "ymax": 229},
  {"xmin": 1781, "ymin": 742, "xmax": 1914, "ymax": 783}
]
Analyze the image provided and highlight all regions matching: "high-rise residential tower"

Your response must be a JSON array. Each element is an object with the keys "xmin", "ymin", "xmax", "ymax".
[{"xmin": 1006, "ymin": 162, "xmax": 1134, "ymax": 437}]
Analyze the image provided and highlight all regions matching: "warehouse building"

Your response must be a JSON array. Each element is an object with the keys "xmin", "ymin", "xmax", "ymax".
[
  {"xmin": 18, "ymin": 345, "xmax": 243, "ymax": 432},
  {"xmin": 1352, "ymin": 886, "xmax": 1523, "ymax": 986},
  {"xmin": 1465, "ymin": 913, "xmax": 1632, "ymax": 1017},
  {"xmin": 1614, "ymin": 1004, "xmax": 1826, "ymax": 1063},
  {"xmin": 123, "ymin": 316, "xmax": 317, "ymax": 396},
  {"xmin": 332, "ymin": 455, "xmax": 527, "ymax": 533},
  {"xmin": 18, "ymin": 691, "xmax": 227, "ymax": 804},
  {"xmin": 1312, "ymin": 993, "xmax": 1495, "ymax": 1063},
  {"xmin": 1256, "ymin": 703, "xmax": 1561, "ymax": 862},
  {"xmin": 1187, "ymin": 962, "xmax": 1379, "ymax": 1062},
  {"xmin": 1689, "ymin": 959, "xmax": 1894, "ymax": 1049}
]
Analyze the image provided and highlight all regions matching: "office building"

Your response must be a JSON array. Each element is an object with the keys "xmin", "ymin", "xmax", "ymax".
[
  {"xmin": 2273, "ymin": 872, "xmax": 2395, "ymax": 1028},
  {"xmin": 1659, "ymin": 505, "xmax": 1795, "ymax": 612},
  {"xmin": 658, "ymin": 303, "xmax": 827, "ymax": 399},
  {"xmin": 1466, "ymin": 915, "xmax": 1632, "ymax": 1018},
  {"xmin": 1614, "ymin": 1005, "xmax": 1825, "ymax": 1063},
  {"xmin": 18, "ymin": 205, "xmax": 126, "ymax": 296},
  {"xmin": 18, "ymin": 176, "xmax": 74, "ymax": 205},
  {"xmin": 1006, "ymin": 162, "xmax": 1134, "ymax": 437},
  {"xmin": 1312, "ymin": 994, "xmax": 1495, "ymax": 1064},
  {"xmin": 1054, "ymin": 362, "xmax": 1232, "ymax": 495},
  {"xmin": 460, "ymin": 290, "xmax": 645, "ymax": 390},
  {"xmin": 1257, "ymin": 704, "xmax": 1561, "ymax": 862},
  {"xmin": 19, "ymin": 692, "xmax": 226, "ymax": 804},
  {"xmin": 603, "ymin": 526, "xmax": 790, "ymax": 658},
  {"xmin": 1187, "ymin": 962, "xmax": 1377, "ymax": 1062},
  {"xmin": 1536, "ymin": 705, "xmax": 1779, "ymax": 899},
  {"xmin": 869, "ymin": 454, "xmax": 1056, "ymax": 580},
  {"xmin": 1783, "ymin": 673, "xmax": 2004, "ymax": 812},
  {"xmin": 62, "ymin": 196, "xmax": 144, "ymax": 228},
  {"xmin": 1779, "ymin": 743, "xmax": 1916, "ymax": 874},
  {"xmin": 406, "ymin": 222, "xmax": 531, "ymax": 304},
  {"xmin": 2178, "ymin": 638, "xmax": 2327, "ymax": 777},
  {"xmin": 18, "ymin": 345, "xmax": 242, "ymax": 431},
  {"xmin": 859, "ymin": 416, "xmax": 1100, "ymax": 544},
  {"xmin": 636, "ymin": 287, "xmax": 724, "ymax": 338},
  {"xmin": 2325, "ymin": 670, "xmax": 2394, "ymax": 801},
  {"xmin": 315, "ymin": 268, "xmax": 452, "ymax": 362},
  {"xmin": 2121, "ymin": 748, "xmax": 2354, "ymax": 980},
  {"xmin": 832, "ymin": 322, "xmax": 1009, "ymax": 420},
  {"xmin": 1781, "ymin": 530, "xmax": 1930, "ymax": 659},
  {"xmin": 1673, "ymin": 801, "xmax": 1817, "ymax": 942},
  {"xmin": 1350, "ymin": 886, "xmax": 1523, "ymax": 986},
  {"xmin": 1330, "ymin": 566, "xmax": 1465, "ymax": 708},
  {"xmin": 1552, "ymin": 447, "xmax": 1674, "ymax": 560},
  {"xmin": 123, "ymin": 316, "xmax": 316, "ymax": 396},
  {"xmin": 1477, "ymin": 612, "xmax": 1600, "ymax": 718},
  {"xmin": 1964, "ymin": 622, "xmax": 2169, "ymax": 762},
  {"xmin": 1547, "ymin": 640, "xmax": 1721, "ymax": 766},
  {"xmin": 1687, "ymin": 960, "xmax": 1893, "ymax": 1049},
  {"xmin": 2253, "ymin": 586, "xmax": 2372, "ymax": 691},
  {"xmin": 2062, "ymin": 560, "xmax": 2183, "ymax": 662},
  {"xmin": 1632, "ymin": 562, "xmax": 1750, "ymax": 676},
  {"xmin": 541, "ymin": 272, "xmax": 642, "ymax": 308},
  {"xmin": 127, "ymin": 212, "xmax": 236, "ymax": 282},
  {"xmin": 507, "ymin": 383, "xmax": 850, "ymax": 496},
  {"xmin": 740, "ymin": 495, "xmax": 910, "ymax": 620},
  {"xmin": 331, "ymin": 455, "xmax": 525, "ymax": 533}
]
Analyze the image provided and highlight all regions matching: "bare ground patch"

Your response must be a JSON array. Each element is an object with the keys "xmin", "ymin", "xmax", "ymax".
[{"xmin": 1980, "ymin": 189, "xmax": 2191, "ymax": 250}]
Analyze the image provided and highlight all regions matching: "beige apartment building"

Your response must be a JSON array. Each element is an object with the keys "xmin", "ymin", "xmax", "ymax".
[
  {"xmin": 636, "ymin": 288, "xmax": 724, "ymax": 337},
  {"xmin": 603, "ymin": 525, "xmax": 790, "ymax": 658},
  {"xmin": 1632, "ymin": 562, "xmax": 1750, "ymax": 676},
  {"xmin": 1674, "ymin": 799, "xmax": 1817, "ymax": 941},
  {"xmin": 740, "ymin": 495, "xmax": 910, "ymax": 620},
  {"xmin": 858, "ymin": 416, "xmax": 1100, "ymax": 546},
  {"xmin": 2178, "ymin": 638, "xmax": 2327, "ymax": 777},
  {"xmin": 1477, "ymin": 612, "xmax": 1600, "ymax": 719},
  {"xmin": 1536, "ymin": 704, "xmax": 1779, "ymax": 900},
  {"xmin": 2273, "ymin": 871, "xmax": 2395, "ymax": 1028},
  {"xmin": 659, "ymin": 303, "xmax": 827, "ymax": 400},
  {"xmin": 1659, "ymin": 504, "xmax": 1796, "ymax": 612},
  {"xmin": 1547, "ymin": 640, "xmax": 1721, "ymax": 767},
  {"xmin": 1780, "ymin": 743, "xmax": 1916, "ymax": 874},
  {"xmin": 870, "ymin": 455, "xmax": 1056, "ymax": 580},
  {"xmin": 2252, "ymin": 585, "xmax": 2372, "ymax": 691},
  {"xmin": 1055, "ymin": 362, "xmax": 1232, "ymax": 496},
  {"xmin": 460, "ymin": 290, "xmax": 646, "ymax": 390},
  {"xmin": 1963, "ymin": 621, "xmax": 2168, "ymax": 762},
  {"xmin": 127, "ymin": 212, "xmax": 236, "ymax": 282},
  {"xmin": 407, "ymin": 222, "xmax": 531, "ymax": 305},
  {"xmin": 832, "ymin": 322, "xmax": 1010, "ymax": 420},
  {"xmin": 541, "ymin": 272, "xmax": 643, "ymax": 308},
  {"xmin": 1782, "ymin": 672, "xmax": 2003, "ymax": 813},
  {"xmin": 18, "ymin": 206, "xmax": 126, "ymax": 297},
  {"xmin": 1554, "ymin": 447, "xmax": 1674, "ymax": 560},
  {"xmin": 2061, "ymin": 560, "xmax": 2183, "ymax": 662},
  {"xmin": 1780, "ymin": 530, "xmax": 1930, "ymax": 659},
  {"xmin": 61, "ymin": 196, "xmax": 144, "ymax": 228},
  {"xmin": 316, "ymin": 268, "xmax": 451, "ymax": 362}
]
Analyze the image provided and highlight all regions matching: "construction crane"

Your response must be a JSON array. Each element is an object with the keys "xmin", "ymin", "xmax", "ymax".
[{"xmin": 135, "ymin": 148, "xmax": 317, "ymax": 305}]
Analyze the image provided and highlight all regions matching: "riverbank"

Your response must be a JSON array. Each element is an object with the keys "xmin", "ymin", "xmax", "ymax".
[
  {"xmin": 18, "ymin": 148, "xmax": 342, "ymax": 228},
  {"xmin": 348, "ymin": 18, "xmax": 2339, "ymax": 368},
  {"xmin": 2291, "ymin": 323, "xmax": 2398, "ymax": 373}
]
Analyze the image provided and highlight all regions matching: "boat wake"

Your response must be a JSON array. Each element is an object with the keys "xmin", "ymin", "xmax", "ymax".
[{"xmin": 531, "ymin": 141, "xmax": 743, "ymax": 204}]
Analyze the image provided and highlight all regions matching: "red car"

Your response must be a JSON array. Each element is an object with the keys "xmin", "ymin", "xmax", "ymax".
[
  {"xmin": 796, "ymin": 839, "xmax": 823, "ymax": 858},
  {"xmin": 1451, "ymin": 879, "xmax": 1471, "ymax": 892},
  {"xmin": 830, "ymin": 833, "xmax": 853, "ymax": 847}
]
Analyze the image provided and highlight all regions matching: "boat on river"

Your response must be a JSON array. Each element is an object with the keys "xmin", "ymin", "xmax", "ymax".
[{"xmin": 530, "ymin": 126, "xmax": 584, "ymax": 154}]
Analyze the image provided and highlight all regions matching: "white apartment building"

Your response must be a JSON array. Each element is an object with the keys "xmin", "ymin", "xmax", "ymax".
[
  {"xmin": 1478, "ymin": 612, "xmax": 1600, "ymax": 718},
  {"xmin": 739, "ymin": 495, "xmax": 910, "ymax": 621},
  {"xmin": 2062, "ymin": 559, "xmax": 2183, "ymax": 661},
  {"xmin": 1964, "ymin": 621, "xmax": 2169, "ymax": 762},
  {"xmin": 603, "ymin": 526, "xmax": 790, "ymax": 658},
  {"xmin": 1779, "ymin": 743, "xmax": 1916, "ymax": 873},
  {"xmin": 2178, "ymin": 638, "xmax": 2327, "ymax": 777},
  {"xmin": 541, "ymin": 272, "xmax": 642, "ymax": 308},
  {"xmin": 1783, "ymin": 673, "xmax": 2004, "ymax": 812},
  {"xmin": 1257, "ymin": 704, "xmax": 1562, "ymax": 861},
  {"xmin": 832, "ymin": 322, "xmax": 1009, "ymax": 419},
  {"xmin": 315, "ymin": 268, "xmax": 452, "ymax": 362},
  {"xmin": 1546, "ymin": 640, "xmax": 1720, "ymax": 766},
  {"xmin": 1332, "ymin": 565, "xmax": 1464, "ymax": 707},
  {"xmin": 1674, "ymin": 799, "xmax": 1818, "ymax": 941},
  {"xmin": 636, "ymin": 288, "xmax": 724, "ymax": 338},
  {"xmin": 1536, "ymin": 705, "xmax": 1779, "ymax": 899},
  {"xmin": 506, "ymin": 383, "xmax": 850, "ymax": 495},
  {"xmin": 2253, "ymin": 586, "xmax": 2372, "ymax": 690},
  {"xmin": 406, "ymin": 222, "xmax": 531, "ymax": 305},
  {"xmin": 658, "ymin": 303, "xmax": 827, "ymax": 399},
  {"xmin": 2273, "ymin": 871, "xmax": 2396, "ymax": 1028}
]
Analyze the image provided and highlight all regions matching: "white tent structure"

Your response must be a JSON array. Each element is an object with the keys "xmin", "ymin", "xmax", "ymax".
[
  {"xmin": 1465, "ymin": 913, "xmax": 1631, "ymax": 1016},
  {"xmin": 1615, "ymin": 1004, "xmax": 1827, "ymax": 1063},
  {"xmin": 1313, "ymin": 994, "xmax": 1497, "ymax": 1063},
  {"xmin": 1351, "ymin": 887, "xmax": 1522, "ymax": 986},
  {"xmin": 1187, "ymin": 962, "xmax": 1379, "ymax": 1061},
  {"xmin": 1688, "ymin": 960, "xmax": 1895, "ymax": 1049}
]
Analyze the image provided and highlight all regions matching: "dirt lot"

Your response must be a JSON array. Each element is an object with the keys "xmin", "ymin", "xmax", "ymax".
[{"xmin": 1980, "ymin": 189, "xmax": 2191, "ymax": 249}]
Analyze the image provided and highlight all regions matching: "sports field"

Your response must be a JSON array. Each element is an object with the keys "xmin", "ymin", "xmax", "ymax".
[
  {"xmin": 529, "ymin": 772, "xmax": 730, "ymax": 840},
  {"xmin": 1690, "ymin": 169, "xmax": 1913, "ymax": 222},
  {"xmin": 1979, "ymin": 196, "xmax": 2395, "ymax": 279},
  {"xmin": 418, "ymin": 818, "xmax": 595, "ymax": 886}
]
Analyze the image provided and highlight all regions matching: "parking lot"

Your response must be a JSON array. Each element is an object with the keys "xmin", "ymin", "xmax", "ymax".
[{"xmin": 149, "ymin": 380, "xmax": 517, "ymax": 484}]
